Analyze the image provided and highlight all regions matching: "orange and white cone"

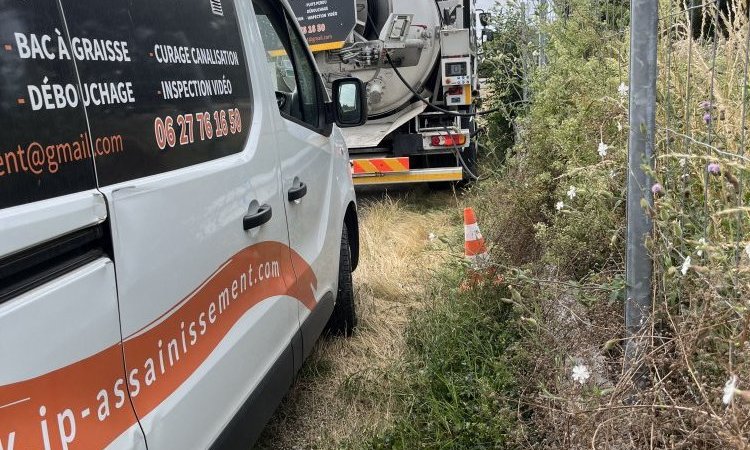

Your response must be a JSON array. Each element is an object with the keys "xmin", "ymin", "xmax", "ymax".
[{"xmin": 464, "ymin": 207, "xmax": 489, "ymax": 269}]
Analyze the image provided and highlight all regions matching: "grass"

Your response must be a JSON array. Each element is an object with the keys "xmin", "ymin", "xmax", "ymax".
[
  {"xmin": 362, "ymin": 272, "xmax": 519, "ymax": 450},
  {"xmin": 257, "ymin": 187, "xmax": 523, "ymax": 449},
  {"xmin": 264, "ymin": 0, "xmax": 750, "ymax": 446},
  {"xmin": 256, "ymin": 188, "xmax": 461, "ymax": 449}
]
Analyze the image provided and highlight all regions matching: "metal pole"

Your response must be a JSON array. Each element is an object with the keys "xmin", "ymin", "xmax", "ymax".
[
  {"xmin": 625, "ymin": 0, "xmax": 657, "ymax": 386},
  {"xmin": 539, "ymin": 0, "xmax": 548, "ymax": 67},
  {"xmin": 520, "ymin": 1, "xmax": 529, "ymax": 103}
]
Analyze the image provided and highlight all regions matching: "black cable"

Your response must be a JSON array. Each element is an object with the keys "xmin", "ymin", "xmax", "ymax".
[
  {"xmin": 384, "ymin": 52, "xmax": 502, "ymax": 117},
  {"xmin": 440, "ymin": 125, "xmax": 480, "ymax": 181}
]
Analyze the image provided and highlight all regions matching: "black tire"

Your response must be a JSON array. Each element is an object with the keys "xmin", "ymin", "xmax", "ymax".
[
  {"xmin": 325, "ymin": 224, "xmax": 357, "ymax": 336},
  {"xmin": 428, "ymin": 181, "xmax": 455, "ymax": 191}
]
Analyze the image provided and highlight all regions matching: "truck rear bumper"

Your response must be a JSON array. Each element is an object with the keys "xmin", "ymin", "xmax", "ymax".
[{"xmin": 352, "ymin": 167, "xmax": 463, "ymax": 186}]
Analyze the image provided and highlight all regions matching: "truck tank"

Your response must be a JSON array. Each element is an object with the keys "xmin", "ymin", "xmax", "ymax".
[
  {"xmin": 312, "ymin": 0, "xmax": 443, "ymax": 118},
  {"xmin": 290, "ymin": 0, "xmax": 481, "ymax": 186}
]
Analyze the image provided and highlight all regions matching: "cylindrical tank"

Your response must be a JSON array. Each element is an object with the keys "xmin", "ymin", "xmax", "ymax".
[{"xmin": 314, "ymin": 0, "xmax": 442, "ymax": 117}]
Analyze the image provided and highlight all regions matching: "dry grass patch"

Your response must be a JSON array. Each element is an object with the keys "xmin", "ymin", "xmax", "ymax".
[{"xmin": 256, "ymin": 189, "xmax": 461, "ymax": 450}]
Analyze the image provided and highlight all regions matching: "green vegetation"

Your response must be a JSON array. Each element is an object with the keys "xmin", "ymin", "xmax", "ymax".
[
  {"xmin": 363, "ymin": 270, "xmax": 519, "ymax": 449},
  {"xmin": 351, "ymin": 0, "xmax": 750, "ymax": 448}
]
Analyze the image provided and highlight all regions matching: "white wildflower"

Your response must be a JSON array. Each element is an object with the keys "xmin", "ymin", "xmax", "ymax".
[
  {"xmin": 571, "ymin": 364, "xmax": 591, "ymax": 385},
  {"xmin": 428, "ymin": 233, "xmax": 437, "ymax": 241},
  {"xmin": 532, "ymin": 50, "xmax": 539, "ymax": 57},
  {"xmin": 681, "ymin": 256, "xmax": 692, "ymax": 276},
  {"xmin": 609, "ymin": 170, "xmax": 617, "ymax": 179},
  {"xmin": 679, "ymin": 158, "xmax": 687, "ymax": 168},
  {"xmin": 617, "ymin": 121, "xmax": 623, "ymax": 132},
  {"xmin": 555, "ymin": 201, "xmax": 565, "ymax": 211},
  {"xmin": 567, "ymin": 186, "xmax": 577, "ymax": 200},
  {"xmin": 618, "ymin": 82, "xmax": 629, "ymax": 99},
  {"xmin": 723, "ymin": 375, "xmax": 738, "ymax": 405},
  {"xmin": 697, "ymin": 237, "xmax": 706, "ymax": 257},
  {"xmin": 598, "ymin": 141, "xmax": 609, "ymax": 158}
]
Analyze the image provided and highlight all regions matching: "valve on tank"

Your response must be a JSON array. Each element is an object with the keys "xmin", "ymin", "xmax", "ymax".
[{"xmin": 366, "ymin": 78, "xmax": 385, "ymax": 105}]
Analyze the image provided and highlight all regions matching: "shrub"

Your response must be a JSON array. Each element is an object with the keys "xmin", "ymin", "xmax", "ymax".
[{"xmin": 475, "ymin": 0, "xmax": 750, "ymax": 447}]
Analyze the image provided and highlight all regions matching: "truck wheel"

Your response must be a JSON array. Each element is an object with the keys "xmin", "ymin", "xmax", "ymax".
[{"xmin": 326, "ymin": 224, "xmax": 357, "ymax": 336}]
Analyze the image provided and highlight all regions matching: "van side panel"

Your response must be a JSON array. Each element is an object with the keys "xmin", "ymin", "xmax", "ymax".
[
  {"xmin": 0, "ymin": 0, "xmax": 358, "ymax": 446},
  {"xmin": 57, "ymin": 0, "xmax": 253, "ymax": 185}
]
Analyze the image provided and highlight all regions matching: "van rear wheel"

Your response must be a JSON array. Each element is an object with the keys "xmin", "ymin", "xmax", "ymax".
[{"xmin": 325, "ymin": 224, "xmax": 357, "ymax": 336}]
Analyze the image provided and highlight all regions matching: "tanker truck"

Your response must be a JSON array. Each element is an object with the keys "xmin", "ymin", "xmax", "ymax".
[{"xmin": 289, "ymin": 0, "xmax": 482, "ymax": 186}]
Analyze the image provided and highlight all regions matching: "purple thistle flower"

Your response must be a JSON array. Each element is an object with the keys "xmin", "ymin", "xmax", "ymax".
[
  {"xmin": 651, "ymin": 183, "xmax": 663, "ymax": 195},
  {"xmin": 707, "ymin": 163, "xmax": 721, "ymax": 175},
  {"xmin": 699, "ymin": 100, "xmax": 712, "ymax": 111},
  {"xmin": 704, "ymin": 113, "xmax": 712, "ymax": 125}
]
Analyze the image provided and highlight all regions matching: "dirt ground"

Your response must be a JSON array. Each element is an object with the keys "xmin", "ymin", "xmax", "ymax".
[{"xmin": 255, "ymin": 187, "xmax": 462, "ymax": 450}]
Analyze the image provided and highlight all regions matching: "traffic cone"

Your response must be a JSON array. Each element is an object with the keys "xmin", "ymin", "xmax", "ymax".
[
  {"xmin": 460, "ymin": 207, "xmax": 503, "ymax": 292},
  {"xmin": 464, "ymin": 207, "xmax": 489, "ymax": 269}
]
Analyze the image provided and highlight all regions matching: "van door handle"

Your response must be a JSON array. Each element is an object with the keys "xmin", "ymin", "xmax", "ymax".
[
  {"xmin": 288, "ymin": 181, "xmax": 308, "ymax": 202},
  {"xmin": 243, "ymin": 204, "xmax": 272, "ymax": 230}
]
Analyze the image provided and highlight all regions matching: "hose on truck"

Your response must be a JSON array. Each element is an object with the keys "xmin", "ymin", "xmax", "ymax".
[
  {"xmin": 383, "ymin": 52, "xmax": 502, "ymax": 117},
  {"xmin": 363, "ymin": 6, "xmax": 502, "ymax": 118}
]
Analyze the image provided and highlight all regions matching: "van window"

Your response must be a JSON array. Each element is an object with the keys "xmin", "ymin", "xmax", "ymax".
[
  {"xmin": 58, "ymin": 0, "xmax": 254, "ymax": 186},
  {"xmin": 2, "ymin": 0, "xmax": 256, "ymax": 207},
  {"xmin": 253, "ymin": 0, "xmax": 322, "ymax": 129},
  {"xmin": 0, "ymin": 5, "xmax": 96, "ymax": 210},
  {"xmin": 255, "ymin": 8, "xmax": 299, "ymax": 97},
  {"xmin": 285, "ymin": 15, "xmax": 321, "ymax": 128}
]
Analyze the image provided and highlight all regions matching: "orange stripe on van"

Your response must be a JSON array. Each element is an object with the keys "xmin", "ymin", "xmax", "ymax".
[{"xmin": 0, "ymin": 242, "xmax": 317, "ymax": 449}]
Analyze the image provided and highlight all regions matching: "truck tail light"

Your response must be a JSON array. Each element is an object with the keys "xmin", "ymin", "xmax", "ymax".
[
  {"xmin": 446, "ymin": 86, "xmax": 463, "ymax": 95},
  {"xmin": 430, "ymin": 134, "xmax": 467, "ymax": 147}
]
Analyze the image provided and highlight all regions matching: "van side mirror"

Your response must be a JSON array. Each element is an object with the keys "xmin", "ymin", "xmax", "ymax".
[
  {"xmin": 479, "ymin": 12, "xmax": 491, "ymax": 27},
  {"xmin": 332, "ymin": 78, "xmax": 367, "ymax": 127}
]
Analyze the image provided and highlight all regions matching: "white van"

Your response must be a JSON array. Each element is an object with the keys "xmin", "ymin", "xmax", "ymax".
[{"xmin": 0, "ymin": 0, "xmax": 365, "ymax": 448}]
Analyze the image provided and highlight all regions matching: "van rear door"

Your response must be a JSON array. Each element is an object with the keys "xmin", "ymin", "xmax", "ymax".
[{"xmin": 0, "ymin": 2, "xmax": 145, "ymax": 449}]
